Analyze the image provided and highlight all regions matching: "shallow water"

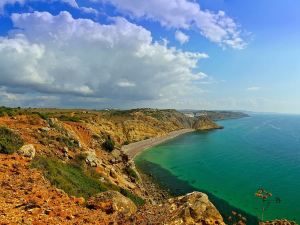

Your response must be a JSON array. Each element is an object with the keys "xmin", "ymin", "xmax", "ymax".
[{"xmin": 135, "ymin": 114, "xmax": 300, "ymax": 223}]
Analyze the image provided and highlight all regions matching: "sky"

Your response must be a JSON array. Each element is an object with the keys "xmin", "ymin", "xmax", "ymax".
[{"xmin": 0, "ymin": 0, "xmax": 299, "ymax": 113}]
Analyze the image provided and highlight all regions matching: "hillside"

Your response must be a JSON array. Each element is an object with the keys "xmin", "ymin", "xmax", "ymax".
[
  {"xmin": 181, "ymin": 109, "xmax": 249, "ymax": 121},
  {"xmin": 0, "ymin": 107, "xmax": 226, "ymax": 224}
]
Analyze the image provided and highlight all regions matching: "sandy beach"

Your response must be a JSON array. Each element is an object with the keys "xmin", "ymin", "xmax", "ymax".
[{"xmin": 121, "ymin": 129, "xmax": 195, "ymax": 158}]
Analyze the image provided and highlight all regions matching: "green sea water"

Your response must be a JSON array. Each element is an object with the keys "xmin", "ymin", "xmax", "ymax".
[{"xmin": 135, "ymin": 114, "xmax": 300, "ymax": 223}]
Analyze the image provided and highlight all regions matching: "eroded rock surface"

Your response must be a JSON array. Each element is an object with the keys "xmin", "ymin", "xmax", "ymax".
[
  {"xmin": 17, "ymin": 144, "xmax": 36, "ymax": 159},
  {"xmin": 87, "ymin": 190, "xmax": 137, "ymax": 217},
  {"xmin": 134, "ymin": 192, "xmax": 225, "ymax": 225}
]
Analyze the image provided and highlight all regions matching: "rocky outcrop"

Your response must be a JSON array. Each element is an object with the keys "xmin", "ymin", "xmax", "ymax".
[
  {"xmin": 193, "ymin": 116, "xmax": 222, "ymax": 130},
  {"xmin": 87, "ymin": 190, "xmax": 137, "ymax": 217},
  {"xmin": 260, "ymin": 220, "xmax": 298, "ymax": 225},
  {"xmin": 85, "ymin": 151, "xmax": 101, "ymax": 167},
  {"xmin": 164, "ymin": 192, "xmax": 225, "ymax": 225},
  {"xmin": 134, "ymin": 192, "xmax": 225, "ymax": 225},
  {"xmin": 17, "ymin": 144, "xmax": 36, "ymax": 159}
]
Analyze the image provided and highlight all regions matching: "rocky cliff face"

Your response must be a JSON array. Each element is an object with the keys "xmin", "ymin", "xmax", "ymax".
[
  {"xmin": 193, "ymin": 116, "xmax": 223, "ymax": 130},
  {"xmin": 0, "ymin": 108, "xmax": 226, "ymax": 224}
]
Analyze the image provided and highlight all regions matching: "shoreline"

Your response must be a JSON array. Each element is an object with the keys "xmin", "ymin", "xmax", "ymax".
[{"xmin": 121, "ymin": 128, "xmax": 195, "ymax": 159}]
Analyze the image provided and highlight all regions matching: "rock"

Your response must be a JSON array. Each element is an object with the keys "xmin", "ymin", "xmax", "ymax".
[
  {"xmin": 109, "ymin": 168, "xmax": 117, "ymax": 179},
  {"xmin": 85, "ymin": 152, "xmax": 101, "ymax": 167},
  {"xmin": 111, "ymin": 149, "xmax": 121, "ymax": 159},
  {"xmin": 17, "ymin": 144, "xmax": 36, "ymax": 159},
  {"xmin": 109, "ymin": 158, "xmax": 117, "ymax": 164},
  {"xmin": 39, "ymin": 127, "xmax": 51, "ymax": 132},
  {"xmin": 260, "ymin": 220, "xmax": 298, "ymax": 225},
  {"xmin": 63, "ymin": 147, "xmax": 69, "ymax": 153},
  {"xmin": 86, "ymin": 191, "xmax": 137, "ymax": 217},
  {"xmin": 166, "ymin": 192, "xmax": 225, "ymax": 225}
]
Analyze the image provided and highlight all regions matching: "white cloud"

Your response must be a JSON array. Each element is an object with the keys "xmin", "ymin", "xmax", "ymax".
[
  {"xmin": 0, "ymin": 11, "xmax": 209, "ymax": 107},
  {"xmin": 80, "ymin": 7, "xmax": 99, "ymax": 15},
  {"xmin": 247, "ymin": 86, "xmax": 261, "ymax": 91},
  {"xmin": 117, "ymin": 81, "xmax": 136, "ymax": 87},
  {"xmin": 175, "ymin": 30, "xmax": 189, "ymax": 44},
  {"xmin": 99, "ymin": 0, "xmax": 245, "ymax": 49}
]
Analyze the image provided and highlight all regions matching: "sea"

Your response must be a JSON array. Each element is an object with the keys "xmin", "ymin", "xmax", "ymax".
[{"xmin": 135, "ymin": 114, "xmax": 300, "ymax": 224}]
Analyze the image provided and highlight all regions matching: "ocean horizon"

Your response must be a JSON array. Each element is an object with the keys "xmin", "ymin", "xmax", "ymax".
[{"xmin": 135, "ymin": 114, "xmax": 300, "ymax": 223}]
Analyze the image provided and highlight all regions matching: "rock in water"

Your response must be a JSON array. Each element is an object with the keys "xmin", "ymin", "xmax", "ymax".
[
  {"xmin": 86, "ymin": 190, "xmax": 137, "ymax": 217},
  {"xmin": 17, "ymin": 144, "xmax": 36, "ymax": 159}
]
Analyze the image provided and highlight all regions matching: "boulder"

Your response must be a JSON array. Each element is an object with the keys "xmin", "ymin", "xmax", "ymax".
[
  {"xmin": 109, "ymin": 168, "xmax": 117, "ymax": 179},
  {"xmin": 17, "ymin": 144, "xmax": 36, "ymax": 159},
  {"xmin": 86, "ymin": 190, "xmax": 137, "ymax": 217},
  {"xmin": 111, "ymin": 149, "xmax": 121, "ymax": 159},
  {"xmin": 166, "ymin": 192, "xmax": 225, "ymax": 225},
  {"xmin": 85, "ymin": 152, "xmax": 101, "ymax": 167},
  {"xmin": 39, "ymin": 127, "xmax": 51, "ymax": 132}
]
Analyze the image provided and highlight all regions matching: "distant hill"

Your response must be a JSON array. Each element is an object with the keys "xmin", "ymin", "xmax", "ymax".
[{"xmin": 180, "ymin": 110, "xmax": 249, "ymax": 121}]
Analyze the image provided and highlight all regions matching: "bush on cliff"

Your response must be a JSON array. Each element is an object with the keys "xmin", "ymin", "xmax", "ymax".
[
  {"xmin": 102, "ymin": 136, "xmax": 115, "ymax": 152},
  {"xmin": 59, "ymin": 115, "xmax": 81, "ymax": 122},
  {"xmin": 31, "ymin": 156, "xmax": 109, "ymax": 199},
  {"xmin": 31, "ymin": 155, "xmax": 145, "ymax": 206},
  {"xmin": 125, "ymin": 166, "xmax": 138, "ymax": 179},
  {"xmin": 0, "ymin": 127, "xmax": 24, "ymax": 154}
]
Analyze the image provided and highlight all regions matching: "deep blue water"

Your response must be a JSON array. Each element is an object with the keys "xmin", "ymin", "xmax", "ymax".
[{"xmin": 135, "ymin": 114, "xmax": 300, "ymax": 223}]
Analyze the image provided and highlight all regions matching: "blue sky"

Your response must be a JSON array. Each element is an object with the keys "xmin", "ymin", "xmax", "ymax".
[{"xmin": 0, "ymin": 0, "xmax": 299, "ymax": 113}]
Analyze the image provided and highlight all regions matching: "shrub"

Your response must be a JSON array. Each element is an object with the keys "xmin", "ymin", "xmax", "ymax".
[
  {"xmin": 59, "ymin": 115, "xmax": 81, "ymax": 122},
  {"xmin": 125, "ymin": 166, "xmax": 138, "ymax": 179},
  {"xmin": 102, "ymin": 136, "xmax": 115, "ymax": 152},
  {"xmin": 34, "ymin": 112, "xmax": 49, "ymax": 120},
  {"xmin": 120, "ymin": 188, "xmax": 145, "ymax": 206},
  {"xmin": 0, "ymin": 106, "xmax": 20, "ymax": 117},
  {"xmin": 0, "ymin": 127, "xmax": 24, "ymax": 154},
  {"xmin": 55, "ymin": 136, "xmax": 79, "ymax": 149},
  {"xmin": 123, "ymin": 140, "xmax": 130, "ymax": 145}
]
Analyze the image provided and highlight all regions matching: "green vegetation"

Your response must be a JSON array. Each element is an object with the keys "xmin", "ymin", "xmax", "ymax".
[
  {"xmin": 55, "ymin": 136, "xmax": 79, "ymax": 149},
  {"xmin": 0, "ymin": 127, "xmax": 24, "ymax": 154},
  {"xmin": 59, "ymin": 115, "xmax": 81, "ymax": 122},
  {"xmin": 31, "ymin": 156, "xmax": 109, "ymax": 199},
  {"xmin": 120, "ymin": 188, "xmax": 145, "ymax": 206},
  {"xmin": 102, "ymin": 136, "xmax": 115, "ymax": 152},
  {"xmin": 0, "ymin": 106, "xmax": 22, "ymax": 117},
  {"xmin": 34, "ymin": 112, "xmax": 50, "ymax": 120},
  {"xmin": 123, "ymin": 140, "xmax": 130, "ymax": 145},
  {"xmin": 125, "ymin": 166, "xmax": 138, "ymax": 179},
  {"xmin": 31, "ymin": 155, "xmax": 145, "ymax": 206}
]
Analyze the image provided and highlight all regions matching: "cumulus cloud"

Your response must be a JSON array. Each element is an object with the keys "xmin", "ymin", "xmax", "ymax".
[
  {"xmin": 0, "ymin": 11, "xmax": 209, "ymax": 107},
  {"xmin": 98, "ymin": 0, "xmax": 245, "ymax": 49},
  {"xmin": 175, "ymin": 30, "xmax": 189, "ymax": 44}
]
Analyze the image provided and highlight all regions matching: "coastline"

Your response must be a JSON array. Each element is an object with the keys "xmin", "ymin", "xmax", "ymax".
[{"xmin": 121, "ymin": 128, "xmax": 195, "ymax": 159}]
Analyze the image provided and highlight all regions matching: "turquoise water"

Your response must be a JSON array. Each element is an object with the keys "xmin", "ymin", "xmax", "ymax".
[{"xmin": 135, "ymin": 114, "xmax": 300, "ymax": 223}]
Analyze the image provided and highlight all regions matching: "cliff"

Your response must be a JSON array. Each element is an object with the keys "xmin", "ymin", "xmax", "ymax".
[
  {"xmin": 0, "ymin": 107, "xmax": 225, "ymax": 224},
  {"xmin": 193, "ymin": 116, "xmax": 223, "ymax": 130}
]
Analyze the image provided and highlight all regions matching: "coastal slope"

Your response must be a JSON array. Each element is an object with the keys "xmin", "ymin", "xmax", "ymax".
[{"xmin": 0, "ymin": 107, "xmax": 226, "ymax": 224}]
